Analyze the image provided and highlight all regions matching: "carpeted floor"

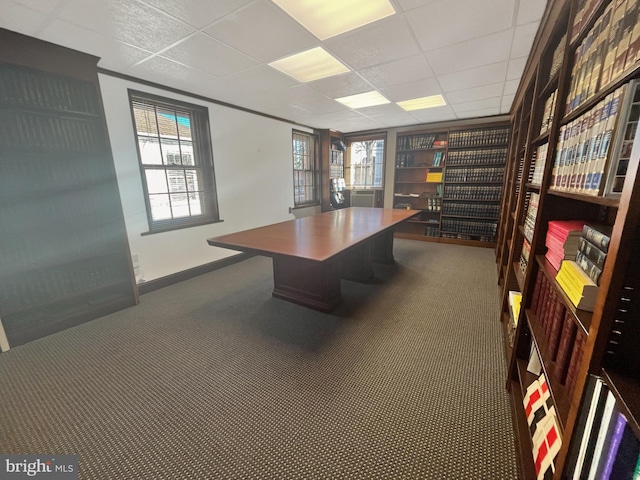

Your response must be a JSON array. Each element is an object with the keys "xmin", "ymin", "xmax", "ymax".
[{"xmin": 0, "ymin": 239, "xmax": 519, "ymax": 479}]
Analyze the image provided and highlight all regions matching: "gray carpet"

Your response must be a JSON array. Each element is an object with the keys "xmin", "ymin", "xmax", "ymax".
[{"xmin": 0, "ymin": 239, "xmax": 519, "ymax": 479}]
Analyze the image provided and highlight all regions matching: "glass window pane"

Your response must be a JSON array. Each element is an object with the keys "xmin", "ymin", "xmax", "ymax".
[
  {"xmin": 185, "ymin": 169, "xmax": 199, "ymax": 191},
  {"xmin": 138, "ymin": 137, "xmax": 162, "ymax": 165},
  {"xmin": 149, "ymin": 194, "xmax": 172, "ymax": 220},
  {"xmin": 161, "ymin": 139, "xmax": 181, "ymax": 165},
  {"xmin": 189, "ymin": 192, "xmax": 203, "ymax": 215},
  {"xmin": 156, "ymin": 107, "xmax": 179, "ymax": 140},
  {"xmin": 133, "ymin": 106, "xmax": 158, "ymax": 136},
  {"xmin": 146, "ymin": 170, "xmax": 168, "ymax": 194},
  {"xmin": 167, "ymin": 169, "xmax": 186, "ymax": 192},
  {"xmin": 170, "ymin": 193, "xmax": 190, "ymax": 218}
]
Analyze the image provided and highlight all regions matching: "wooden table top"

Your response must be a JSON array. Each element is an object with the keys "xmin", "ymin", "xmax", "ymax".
[{"xmin": 207, "ymin": 207, "xmax": 419, "ymax": 262}]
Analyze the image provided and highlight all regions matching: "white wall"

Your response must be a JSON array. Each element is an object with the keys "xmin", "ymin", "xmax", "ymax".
[{"xmin": 99, "ymin": 74, "xmax": 310, "ymax": 282}]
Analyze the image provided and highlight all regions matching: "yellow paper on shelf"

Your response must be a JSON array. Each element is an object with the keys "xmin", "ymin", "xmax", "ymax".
[{"xmin": 508, "ymin": 291, "xmax": 522, "ymax": 327}]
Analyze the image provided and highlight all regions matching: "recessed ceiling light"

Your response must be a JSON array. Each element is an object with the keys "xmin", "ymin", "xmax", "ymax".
[
  {"xmin": 335, "ymin": 91, "xmax": 390, "ymax": 109},
  {"xmin": 397, "ymin": 95, "xmax": 447, "ymax": 111},
  {"xmin": 272, "ymin": 0, "xmax": 396, "ymax": 40},
  {"xmin": 268, "ymin": 47, "xmax": 350, "ymax": 82}
]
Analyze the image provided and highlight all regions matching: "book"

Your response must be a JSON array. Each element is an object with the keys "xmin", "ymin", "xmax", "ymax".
[
  {"xmin": 555, "ymin": 311, "xmax": 578, "ymax": 384},
  {"xmin": 609, "ymin": 416, "xmax": 640, "ymax": 480},
  {"xmin": 583, "ymin": 224, "xmax": 613, "ymax": 252},
  {"xmin": 587, "ymin": 389, "xmax": 619, "ymax": 480},
  {"xmin": 556, "ymin": 260, "xmax": 599, "ymax": 311},
  {"xmin": 601, "ymin": 412, "xmax": 628, "ymax": 479},
  {"xmin": 572, "ymin": 377, "xmax": 606, "ymax": 479},
  {"xmin": 578, "ymin": 236, "xmax": 608, "ymax": 269},
  {"xmin": 566, "ymin": 328, "xmax": 586, "ymax": 394}
]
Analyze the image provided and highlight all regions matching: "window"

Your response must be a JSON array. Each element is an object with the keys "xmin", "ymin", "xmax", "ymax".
[
  {"xmin": 345, "ymin": 135, "xmax": 386, "ymax": 189},
  {"xmin": 292, "ymin": 130, "xmax": 319, "ymax": 206},
  {"xmin": 129, "ymin": 91, "xmax": 219, "ymax": 233}
]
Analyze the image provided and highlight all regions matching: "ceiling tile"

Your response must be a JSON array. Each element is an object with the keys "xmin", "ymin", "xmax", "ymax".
[
  {"xmin": 213, "ymin": 64, "xmax": 298, "ymax": 97},
  {"xmin": 516, "ymin": 0, "xmax": 547, "ymax": 26},
  {"xmin": 451, "ymin": 96, "xmax": 501, "ymax": 113},
  {"xmin": 444, "ymin": 82, "xmax": 504, "ymax": 104},
  {"xmin": 358, "ymin": 54, "xmax": 434, "ymax": 89},
  {"xmin": 324, "ymin": 15, "xmax": 420, "ymax": 70},
  {"xmin": 11, "ymin": 0, "xmax": 65, "ymax": 14},
  {"xmin": 439, "ymin": 62, "xmax": 508, "ymax": 92},
  {"xmin": 511, "ymin": 21, "xmax": 539, "ymax": 59},
  {"xmin": 407, "ymin": 0, "xmax": 515, "ymax": 52},
  {"xmin": 380, "ymin": 78, "xmax": 442, "ymax": 102},
  {"xmin": 330, "ymin": 116, "xmax": 386, "ymax": 133},
  {"xmin": 501, "ymin": 94, "xmax": 515, "ymax": 112},
  {"xmin": 204, "ymin": 0, "xmax": 317, "ymax": 63},
  {"xmin": 355, "ymin": 102, "xmax": 406, "ymax": 117},
  {"xmin": 367, "ymin": 111, "xmax": 423, "ymax": 127},
  {"xmin": 127, "ymin": 55, "xmax": 209, "ymax": 91},
  {"xmin": 58, "ymin": 0, "xmax": 196, "ymax": 53},
  {"xmin": 503, "ymin": 78, "xmax": 519, "ymax": 96},
  {"xmin": 507, "ymin": 56, "xmax": 527, "ymax": 80},
  {"xmin": 306, "ymin": 72, "xmax": 373, "ymax": 99},
  {"xmin": 456, "ymin": 106, "xmax": 502, "ymax": 119},
  {"xmin": 160, "ymin": 33, "xmax": 257, "ymax": 77},
  {"xmin": 425, "ymin": 29, "xmax": 513, "ymax": 76},
  {"xmin": 139, "ymin": 0, "xmax": 252, "ymax": 29},
  {"xmin": 40, "ymin": 20, "xmax": 153, "ymax": 70},
  {"xmin": 0, "ymin": 1, "xmax": 49, "ymax": 36},
  {"xmin": 410, "ymin": 105, "xmax": 457, "ymax": 123},
  {"xmin": 395, "ymin": 0, "xmax": 440, "ymax": 12},
  {"xmin": 300, "ymin": 99, "xmax": 349, "ymax": 115}
]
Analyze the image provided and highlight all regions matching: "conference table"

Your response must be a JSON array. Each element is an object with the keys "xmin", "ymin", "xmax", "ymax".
[{"xmin": 206, "ymin": 207, "xmax": 419, "ymax": 311}]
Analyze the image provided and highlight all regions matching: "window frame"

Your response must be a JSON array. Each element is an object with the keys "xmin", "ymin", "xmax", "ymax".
[
  {"xmin": 344, "ymin": 133, "xmax": 387, "ymax": 190},
  {"xmin": 292, "ymin": 130, "xmax": 320, "ymax": 208},
  {"xmin": 128, "ymin": 90, "xmax": 220, "ymax": 234}
]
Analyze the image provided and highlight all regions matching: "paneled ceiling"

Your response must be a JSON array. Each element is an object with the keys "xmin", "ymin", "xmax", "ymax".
[{"xmin": 2, "ymin": 0, "xmax": 548, "ymax": 132}]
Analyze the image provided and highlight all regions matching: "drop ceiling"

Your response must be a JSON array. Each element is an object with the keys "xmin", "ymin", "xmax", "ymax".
[{"xmin": 1, "ymin": 0, "xmax": 548, "ymax": 133}]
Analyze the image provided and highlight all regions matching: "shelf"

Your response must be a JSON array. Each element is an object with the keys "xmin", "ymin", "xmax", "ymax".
[
  {"xmin": 444, "ymin": 181, "xmax": 503, "ymax": 185},
  {"xmin": 570, "ymin": 0, "xmax": 607, "ymax": 49},
  {"xmin": 512, "ymin": 262, "xmax": 524, "ymax": 291},
  {"xmin": 538, "ymin": 69, "xmax": 561, "ymax": 100},
  {"xmin": 546, "ymin": 189, "xmax": 620, "ymax": 207},
  {"xmin": 408, "ymin": 220, "xmax": 440, "ymax": 225},
  {"xmin": 525, "ymin": 183, "xmax": 542, "ymax": 191},
  {"xmin": 441, "ymin": 214, "xmax": 498, "ymax": 221},
  {"xmin": 447, "ymin": 143, "xmax": 509, "ymax": 150},
  {"xmin": 531, "ymin": 131, "xmax": 550, "ymax": 146},
  {"xmin": 396, "ymin": 147, "xmax": 447, "ymax": 153},
  {"xmin": 446, "ymin": 162, "xmax": 506, "ymax": 167}
]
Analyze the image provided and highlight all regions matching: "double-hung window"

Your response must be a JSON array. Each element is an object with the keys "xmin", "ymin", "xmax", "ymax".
[
  {"xmin": 129, "ymin": 90, "xmax": 219, "ymax": 233},
  {"xmin": 292, "ymin": 130, "xmax": 319, "ymax": 207},
  {"xmin": 345, "ymin": 135, "xmax": 386, "ymax": 189}
]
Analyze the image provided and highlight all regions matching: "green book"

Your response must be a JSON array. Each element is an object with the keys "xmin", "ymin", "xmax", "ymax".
[{"xmin": 633, "ymin": 452, "xmax": 640, "ymax": 480}]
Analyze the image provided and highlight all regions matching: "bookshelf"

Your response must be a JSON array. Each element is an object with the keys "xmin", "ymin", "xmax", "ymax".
[
  {"xmin": 393, "ymin": 123, "xmax": 509, "ymax": 247},
  {"xmin": 497, "ymin": 0, "xmax": 640, "ymax": 478},
  {"xmin": 0, "ymin": 29, "xmax": 138, "ymax": 348}
]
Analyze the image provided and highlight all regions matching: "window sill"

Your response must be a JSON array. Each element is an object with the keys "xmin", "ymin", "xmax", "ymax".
[
  {"xmin": 141, "ymin": 218, "xmax": 224, "ymax": 236},
  {"xmin": 291, "ymin": 203, "xmax": 320, "ymax": 211}
]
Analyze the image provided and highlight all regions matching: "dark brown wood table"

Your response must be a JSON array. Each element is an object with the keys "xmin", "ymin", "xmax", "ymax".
[{"xmin": 206, "ymin": 207, "xmax": 419, "ymax": 311}]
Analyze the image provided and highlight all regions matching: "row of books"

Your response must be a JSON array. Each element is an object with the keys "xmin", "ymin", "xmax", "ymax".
[
  {"xmin": 441, "ymin": 202, "xmax": 500, "ymax": 218},
  {"xmin": 523, "ymin": 373, "xmax": 562, "ymax": 479},
  {"xmin": 397, "ymin": 134, "xmax": 445, "ymax": 151},
  {"xmin": 530, "ymin": 268, "xmax": 587, "ymax": 397},
  {"xmin": 608, "ymin": 81, "xmax": 640, "ymax": 194},
  {"xmin": 440, "ymin": 232, "xmax": 496, "ymax": 242},
  {"xmin": 551, "ymin": 84, "xmax": 625, "ymax": 195},
  {"xmin": 545, "ymin": 220, "xmax": 586, "ymax": 271},
  {"xmin": 567, "ymin": 0, "xmax": 640, "ymax": 114},
  {"xmin": 571, "ymin": 0, "xmax": 601, "ymax": 43},
  {"xmin": 425, "ymin": 226, "xmax": 440, "ymax": 237},
  {"xmin": 441, "ymin": 218, "xmax": 497, "ymax": 237},
  {"xmin": 443, "ymin": 184, "xmax": 502, "ymax": 200},
  {"xmin": 524, "ymin": 192, "xmax": 540, "ymax": 243},
  {"xmin": 531, "ymin": 143, "xmax": 548, "ymax": 185},
  {"xmin": 548, "ymin": 34, "xmax": 566, "ymax": 82},
  {"xmin": 397, "ymin": 152, "xmax": 444, "ymax": 168},
  {"xmin": 566, "ymin": 376, "xmax": 640, "ymax": 480},
  {"xmin": 0, "ymin": 110, "xmax": 102, "ymax": 153},
  {"xmin": 424, "ymin": 196, "xmax": 441, "ymax": 212},
  {"xmin": 0, "ymin": 64, "xmax": 100, "ymax": 115},
  {"xmin": 520, "ymin": 238, "xmax": 532, "ymax": 277},
  {"xmin": 444, "ymin": 166, "xmax": 504, "ymax": 183},
  {"xmin": 446, "ymin": 147, "xmax": 508, "ymax": 166},
  {"xmin": 556, "ymin": 259, "xmax": 600, "ymax": 311},
  {"xmin": 540, "ymin": 90, "xmax": 558, "ymax": 137},
  {"xmin": 448, "ymin": 127, "xmax": 510, "ymax": 148}
]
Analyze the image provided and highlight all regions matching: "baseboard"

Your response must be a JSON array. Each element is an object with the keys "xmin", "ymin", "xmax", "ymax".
[{"xmin": 137, "ymin": 253, "xmax": 254, "ymax": 295}]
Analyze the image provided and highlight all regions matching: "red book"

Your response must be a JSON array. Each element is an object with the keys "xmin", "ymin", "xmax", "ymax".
[
  {"xmin": 548, "ymin": 299, "xmax": 567, "ymax": 361},
  {"xmin": 531, "ymin": 270, "xmax": 545, "ymax": 313},
  {"xmin": 555, "ymin": 312, "xmax": 578, "ymax": 384},
  {"xmin": 565, "ymin": 328, "xmax": 586, "ymax": 393}
]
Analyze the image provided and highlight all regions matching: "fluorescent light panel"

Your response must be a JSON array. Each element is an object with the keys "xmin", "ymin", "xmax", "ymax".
[
  {"xmin": 272, "ymin": 0, "xmax": 396, "ymax": 40},
  {"xmin": 397, "ymin": 94, "xmax": 447, "ymax": 111},
  {"xmin": 335, "ymin": 91, "xmax": 390, "ymax": 109},
  {"xmin": 269, "ymin": 47, "xmax": 349, "ymax": 82}
]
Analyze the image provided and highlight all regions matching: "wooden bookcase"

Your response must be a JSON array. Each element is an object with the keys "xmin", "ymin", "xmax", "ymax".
[
  {"xmin": 0, "ymin": 29, "xmax": 138, "ymax": 348},
  {"xmin": 497, "ymin": 0, "xmax": 640, "ymax": 477},
  {"xmin": 393, "ymin": 122, "xmax": 509, "ymax": 247}
]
